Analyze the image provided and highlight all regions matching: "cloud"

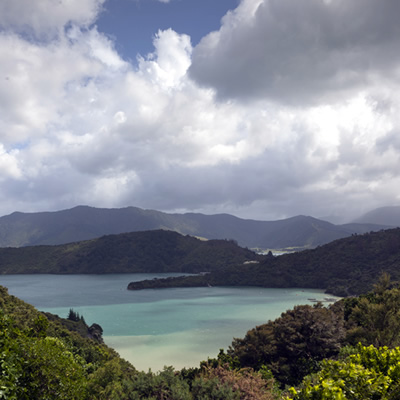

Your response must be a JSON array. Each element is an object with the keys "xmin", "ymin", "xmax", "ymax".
[
  {"xmin": 0, "ymin": 0, "xmax": 400, "ymax": 222},
  {"xmin": 189, "ymin": 0, "xmax": 400, "ymax": 105},
  {"xmin": 138, "ymin": 29, "xmax": 192, "ymax": 89},
  {"xmin": 0, "ymin": 0, "xmax": 105, "ymax": 39}
]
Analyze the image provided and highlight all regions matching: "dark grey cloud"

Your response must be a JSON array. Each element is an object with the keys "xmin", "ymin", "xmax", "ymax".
[
  {"xmin": 376, "ymin": 130, "xmax": 400, "ymax": 153},
  {"xmin": 189, "ymin": 0, "xmax": 400, "ymax": 104},
  {"xmin": 118, "ymin": 138, "xmax": 355, "ymax": 220}
]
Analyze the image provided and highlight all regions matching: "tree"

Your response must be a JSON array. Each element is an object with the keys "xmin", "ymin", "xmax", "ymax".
[
  {"xmin": 0, "ymin": 312, "xmax": 87, "ymax": 400},
  {"xmin": 345, "ymin": 278, "xmax": 400, "ymax": 347},
  {"xmin": 68, "ymin": 308, "xmax": 80, "ymax": 322},
  {"xmin": 229, "ymin": 304, "xmax": 345, "ymax": 386},
  {"xmin": 288, "ymin": 344, "xmax": 400, "ymax": 400},
  {"xmin": 192, "ymin": 364, "xmax": 276, "ymax": 400}
]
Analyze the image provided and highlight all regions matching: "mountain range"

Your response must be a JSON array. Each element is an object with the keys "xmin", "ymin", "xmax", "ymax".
[{"xmin": 0, "ymin": 205, "xmax": 399, "ymax": 249}]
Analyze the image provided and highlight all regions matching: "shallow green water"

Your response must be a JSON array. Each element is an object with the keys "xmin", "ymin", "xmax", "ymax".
[{"xmin": 0, "ymin": 274, "xmax": 338, "ymax": 371}]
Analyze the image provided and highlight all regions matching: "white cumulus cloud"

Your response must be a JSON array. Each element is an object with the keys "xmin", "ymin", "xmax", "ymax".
[{"xmin": 0, "ymin": 0, "xmax": 400, "ymax": 222}]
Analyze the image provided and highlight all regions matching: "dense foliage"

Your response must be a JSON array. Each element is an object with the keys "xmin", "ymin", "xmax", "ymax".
[
  {"xmin": 0, "ymin": 230, "xmax": 260, "ymax": 274},
  {"xmin": 228, "ymin": 304, "xmax": 345, "ymax": 387},
  {"xmin": 129, "ymin": 228, "xmax": 400, "ymax": 296},
  {"xmin": 288, "ymin": 344, "xmax": 400, "ymax": 399},
  {"xmin": 0, "ymin": 285, "xmax": 139, "ymax": 399},
  {"xmin": 223, "ymin": 275, "xmax": 400, "ymax": 392}
]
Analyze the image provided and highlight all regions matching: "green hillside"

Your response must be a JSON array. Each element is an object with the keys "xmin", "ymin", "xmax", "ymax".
[
  {"xmin": 0, "ymin": 230, "xmax": 259, "ymax": 274},
  {"xmin": 227, "ymin": 274, "xmax": 400, "ymax": 395},
  {"xmin": 128, "ymin": 228, "xmax": 400, "ymax": 296},
  {"xmin": 0, "ymin": 285, "xmax": 135, "ymax": 399}
]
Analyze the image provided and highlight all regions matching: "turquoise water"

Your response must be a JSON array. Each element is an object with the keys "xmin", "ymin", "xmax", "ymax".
[{"xmin": 0, "ymin": 274, "xmax": 339, "ymax": 371}]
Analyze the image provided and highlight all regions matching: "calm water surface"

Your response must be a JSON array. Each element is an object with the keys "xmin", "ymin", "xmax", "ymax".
[{"xmin": 0, "ymin": 274, "xmax": 338, "ymax": 371}]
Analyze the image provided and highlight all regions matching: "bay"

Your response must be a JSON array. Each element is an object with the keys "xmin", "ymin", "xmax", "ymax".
[{"xmin": 0, "ymin": 274, "xmax": 339, "ymax": 371}]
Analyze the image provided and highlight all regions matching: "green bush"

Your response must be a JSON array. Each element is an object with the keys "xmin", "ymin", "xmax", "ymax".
[{"xmin": 288, "ymin": 344, "xmax": 400, "ymax": 400}]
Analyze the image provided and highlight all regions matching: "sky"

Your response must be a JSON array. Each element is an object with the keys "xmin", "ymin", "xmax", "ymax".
[{"xmin": 1, "ymin": 0, "xmax": 400, "ymax": 223}]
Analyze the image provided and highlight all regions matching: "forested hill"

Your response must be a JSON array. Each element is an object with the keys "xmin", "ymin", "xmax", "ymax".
[
  {"xmin": 0, "ymin": 230, "xmax": 260, "ymax": 274},
  {"xmin": 0, "ymin": 285, "xmax": 135, "ymax": 399},
  {"xmin": 0, "ymin": 205, "xmax": 390, "ymax": 249},
  {"xmin": 128, "ymin": 228, "xmax": 400, "ymax": 296}
]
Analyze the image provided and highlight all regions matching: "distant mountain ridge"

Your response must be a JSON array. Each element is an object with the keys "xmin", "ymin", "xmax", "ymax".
[
  {"xmin": 353, "ymin": 206, "xmax": 400, "ymax": 227},
  {"xmin": 0, "ymin": 205, "xmax": 392, "ymax": 249}
]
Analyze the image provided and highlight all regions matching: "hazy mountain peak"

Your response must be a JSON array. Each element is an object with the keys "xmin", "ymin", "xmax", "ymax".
[{"xmin": 353, "ymin": 206, "xmax": 400, "ymax": 227}]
